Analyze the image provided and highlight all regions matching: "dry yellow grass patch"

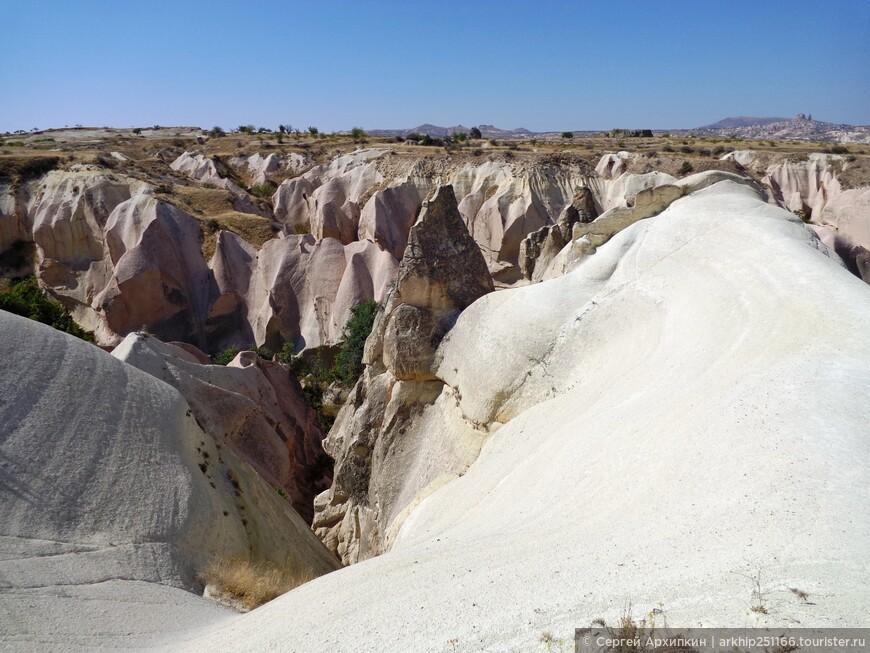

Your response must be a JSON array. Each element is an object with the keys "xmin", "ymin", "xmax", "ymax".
[
  {"xmin": 197, "ymin": 211, "xmax": 277, "ymax": 260},
  {"xmin": 200, "ymin": 556, "xmax": 313, "ymax": 611}
]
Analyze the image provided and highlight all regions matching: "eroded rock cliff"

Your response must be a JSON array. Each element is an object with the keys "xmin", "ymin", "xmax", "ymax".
[{"xmin": 312, "ymin": 185, "xmax": 493, "ymax": 564}]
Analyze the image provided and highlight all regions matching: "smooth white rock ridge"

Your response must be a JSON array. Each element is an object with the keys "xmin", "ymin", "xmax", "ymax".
[
  {"xmin": 0, "ymin": 311, "xmax": 336, "ymax": 651},
  {"xmin": 166, "ymin": 180, "xmax": 870, "ymax": 651}
]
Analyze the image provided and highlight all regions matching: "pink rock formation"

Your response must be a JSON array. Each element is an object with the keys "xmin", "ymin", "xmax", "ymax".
[
  {"xmin": 112, "ymin": 333, "xmax": 330, "ymax": 521},
  {"xmin": 209, "ymin": 230, "xmax": 397, "ymax": 351}
]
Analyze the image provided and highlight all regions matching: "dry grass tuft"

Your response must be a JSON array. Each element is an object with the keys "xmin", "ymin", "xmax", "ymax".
[{"xmin": 200, "ymin": 556, "xmax": 313, "ymax": 610}]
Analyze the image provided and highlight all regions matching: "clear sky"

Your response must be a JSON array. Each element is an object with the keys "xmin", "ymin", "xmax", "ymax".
[{"xmin": 2, "ymin": 0, "xmax": 868, "ymax": 133}]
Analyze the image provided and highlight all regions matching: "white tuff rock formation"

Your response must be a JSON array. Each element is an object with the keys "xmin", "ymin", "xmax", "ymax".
[{"xmin": 0, "ymin": 311, "xmax": 339, "ymax": 650}]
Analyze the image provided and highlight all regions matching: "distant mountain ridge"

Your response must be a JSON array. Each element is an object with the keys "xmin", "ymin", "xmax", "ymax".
[
  {"xmin": 699, "ymin": 116, "xmax": 789, "ymax": 129},
  {"xmin": 368, "ymin": 116, "xmax": 869, "ymax": 144},
  {"xmin": 368, "ymin": 124, "xmax": 536, "ymax": 139},
  {"xmin": 692, "ymin": 114, "xmax": 870, "ymax": 144}
]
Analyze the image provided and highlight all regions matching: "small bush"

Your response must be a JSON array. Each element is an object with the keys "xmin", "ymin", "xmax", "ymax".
[
  {"xmin": 679, "ymin": 145, "xmax": 693, "ymax": 154},
  {"xmin": 214, "ymin": 346, "xmax": 241, "ymax": 365},
  {"xmin": 334, "ymin": 300, "xmax": 378, "ymax": 384},
  {"xmin": 249, "ymin": 182, "xmax": 277, "ymax": 199},
  {"xmin": 209, "ymin": 126, "xmax": 226, "ymax": 138},
  {"xmin": 214, "ymin": 344, "xmax": 274, "ymax": 365},
  {"xmin": 200, "ymin": 556, "xmax": 313, "ymax": 611},
  {"xmin": 662, "ymin": 145, "xmax": 674, "ymax": 152},
  {"xmin": 0, "ymin": 276, "xmax": 93, "ymax": 342},
  {"xmin": 678, "ymin": 161, "xmax": 694, "ymax": 175},
  {"xmin": 350, "ymin": 127, "xmax": 366, "ymax": 141},
  {"xmin": 561, "ymin": 132, "xmax": 574, "ymax": 139}
]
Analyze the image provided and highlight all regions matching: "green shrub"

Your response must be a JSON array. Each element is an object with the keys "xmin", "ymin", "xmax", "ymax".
[
  {"xmin": 561, "ymin": 132, "xmax": 574, "ymax": 139},
  {"xmin": 214, "ymin": 346, "xmax": 241, "ymax": 365},
  {"xmin": 0, "ymin": 276, "xmax": 93, "ymax": 342},
  {"xmin": 678, "ymin": 161, "xmax": 694, "ymax": 175},
  {"xmin": 334, "ymin": 300, "xmax": 378, "ymax": 384},
  {"xmin": 214, "ymin": 344, "xmax": 274, "ymax": 365},
  {"xmin": 249, "ymin": 182, "xmax": 276, "ymax": 199},
  {"xmin": 350, "ymin": 127, "xmax": 367, "ymax": 140}
]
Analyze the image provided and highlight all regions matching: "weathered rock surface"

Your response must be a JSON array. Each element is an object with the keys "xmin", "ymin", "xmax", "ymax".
[
  {"xmin": 10, "ymin": 172, "xmax": 214, "ymax": 347},
  {"xmin": 165, "ymin": 179, "xmax": 870, "ymax": 652},
  {"xmin": 595, "ymin": 150, "xmax": 634, "ymax": 179},
  {"xmin": 272, "ymin": 149, "xmax": 388, "ymax": 240},
  {"xmin": 312, "ymin": 185, "xmax": 493, "ymax": 564},
  {"xmin": 170, "ymin": 151, "xmax": 270, "ymax": 217},
  {"xmin": 228, "ymin": 152, "xmax": 309, "ymax": 186},
  {"xmin": 519, "ymin": 186, "xmax": 597, "ymax": 281},
  {"xmin": 208, "ymin": 231, "xmax": 397, "ymax": 351},
  {"xmin": 0, "ymin": 309, "xmax": 339, "ymax": 650},
  {"xmin": 112, "ymin": 333, "xmax": 330, "ymax": 521}
]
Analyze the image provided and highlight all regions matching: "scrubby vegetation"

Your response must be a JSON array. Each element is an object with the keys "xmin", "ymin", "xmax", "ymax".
[
  {"xmin": 214, "ymin": 344, "xmax": 274, "ymax": 365},
  {"xmin": 334, "ymin": 300, "xmax": 379, "ymax": 384},
  {"xmin": 0, "ymin": 276, "xmax": 94, "ymax": 342},
  {"xmin": 209, "ymin": 301, "xmax": 378, "ymax": 428},
  {"xmin": 199, "ymin": 556, "xmax": 313, "ymax": 611}
]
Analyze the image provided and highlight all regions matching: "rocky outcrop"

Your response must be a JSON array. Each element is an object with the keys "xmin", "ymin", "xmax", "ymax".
[
  {"xmin": 541, "ymin": 171, "xmax": 760, "ymax": 280},
  {"xmin": 272, "ymin": 149, "xmax": 387, "ymax": 240},
  {"xmin": 93, "ymin": 193, "xmax": 214, "ymax": 346},
  {"xmin": 228, "ymin": 152, "xmax": 310, "ymax": 186},
  {"xmin": 208, "ymin": 230, "xmax": 398, "ymax": 351},
  {"xmin": 170, "ymin": 151, "xmax": 270, "ymax": 217},
  {"xmin": 161, "ymin": 179, "xmax": 870, "ymax": 652},
  {"xmin": 519, "ymin": 186, "xmax": 596, "ymax": 281},
  {"xmin": 11, "ymin": 170, "xmax": 215, "ymax": 346},
  {"xmin": 171, "ymin": 151, "xmax": 228, "ymax": 182},
  {"xmin": 112, "ymin": 333, "xmax": 330, "ymax": 521},
  {"xmin": 0, "ymin": 309, "xmax": 339, "ymax": 648},
  {"xmin": 312, "ymin": 185, "xmax": 493, "ymax": 564},
  {"xmin": 595, "ymin": 151, "xmax": 634, "ymax": 179}
]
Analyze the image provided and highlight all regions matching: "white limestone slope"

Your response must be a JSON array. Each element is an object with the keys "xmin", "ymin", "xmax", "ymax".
[
  {"xmin": 0, "ymin": 312, "xmax": 337, "ymax": 651},
  {"xmin": 171, "ymin": 181, "xmax": 870, "ymax": 651}
]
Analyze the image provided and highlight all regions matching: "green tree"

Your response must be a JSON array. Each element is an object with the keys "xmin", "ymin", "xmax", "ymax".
[
  {"xmin": 561, "ymin": 131, "xmax": 574, "ymax": 139},
  {"xmin": 350, "ymin": 127, "xmax": 367, "ymax": 141}
]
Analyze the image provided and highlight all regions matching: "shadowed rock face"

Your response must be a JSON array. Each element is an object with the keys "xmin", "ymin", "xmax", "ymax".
[
  {"xmin": 393, "ymin": 185, "xmax": 493, "ymax": 311},
  {"xmin": 313, "ymin": 185, "xmax": 494, "ymax": 564},
  {"xmin": 112, "ymin": 334, "xmax": 331, "ymax": 522},
  {"xmin": 0, "ymin": 309, "xmax": 339, "ymax": 648},
  {"xmin": 519, "ymin": 186, "xmax": 597, "ymax": 281},
  {"xmin": 148, "ymin": 179, "xmax": 870, "ymax": 653}
]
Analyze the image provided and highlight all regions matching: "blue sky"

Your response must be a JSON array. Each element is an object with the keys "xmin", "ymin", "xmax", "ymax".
[{"xmin": 2, "ymin": 0, "xmax": 868, "ymax": 132}]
